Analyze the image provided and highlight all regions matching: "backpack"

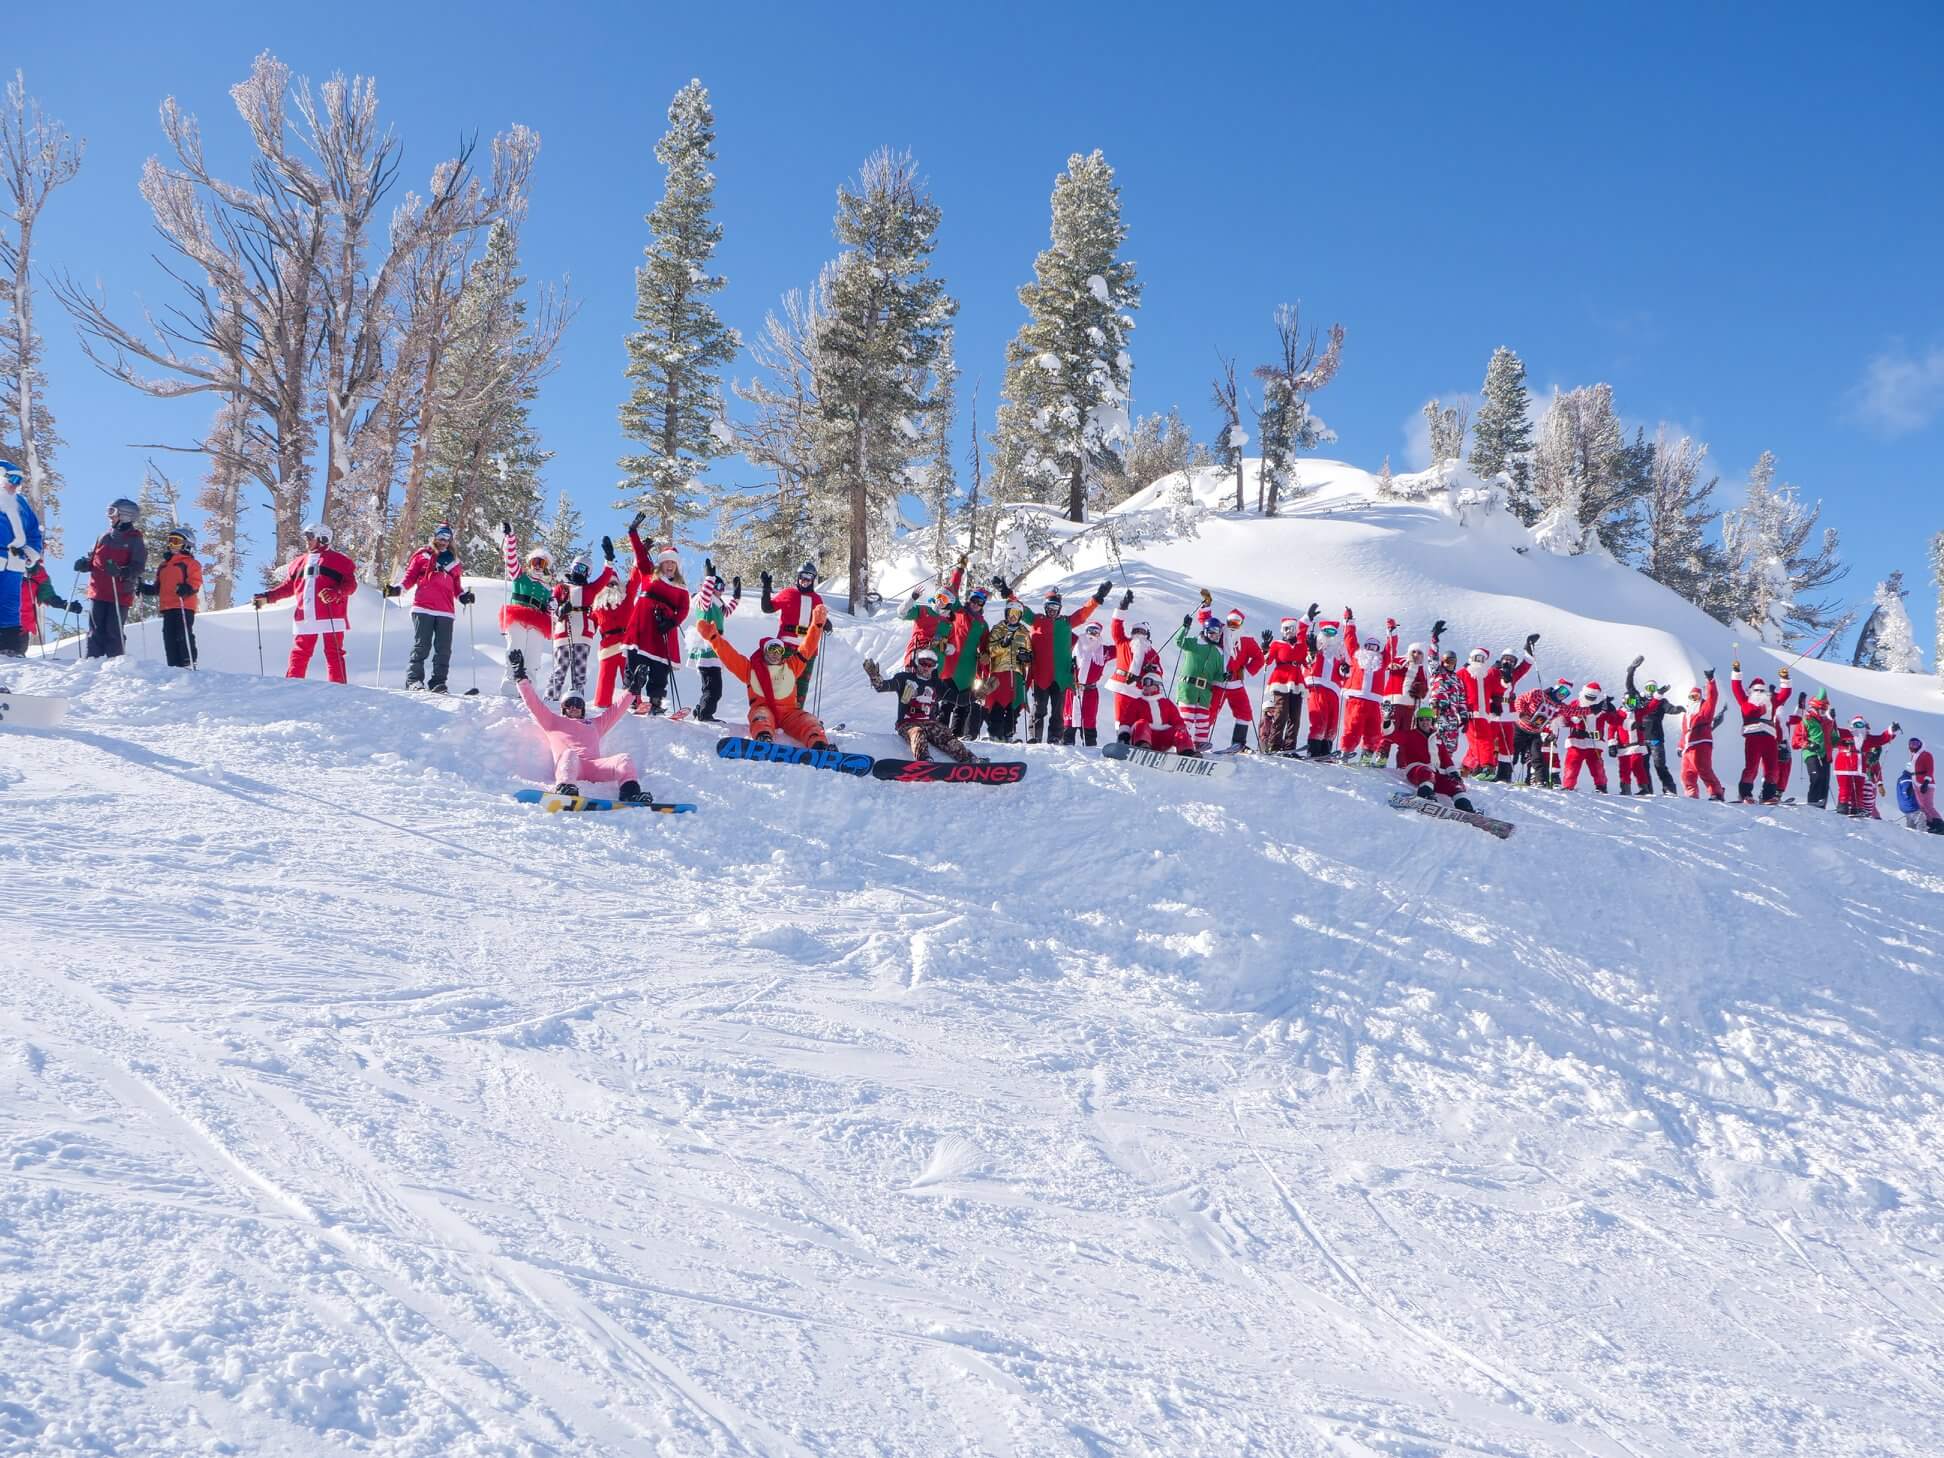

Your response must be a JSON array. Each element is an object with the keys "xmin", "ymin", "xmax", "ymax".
[{"xmin": 1897, "ymin": 770, "xmax": 1920, "ymax": 815}]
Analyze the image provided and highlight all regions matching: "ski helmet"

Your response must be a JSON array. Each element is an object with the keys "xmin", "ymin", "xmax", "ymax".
[
  {"xmin": 914, "ymin": 645, "xmax": 939, "ymax": 669},
  {"xmin": 164, "ymin": 523, "xmax": 196, "ymax": 552},
  {"xmin": 526, "ymin": 547, "xmax": 552, "ymax": 572},
  {"xmin": 795, "ymin": 560, "xmax": 817, "ymax": 586},
  {"xmin": 1227, "ymin": 608, "xmax": 1246, "ymax": 627},
  {"xmin": 1414, "ymin": 701, "xmax": 1436, "ymax": 726},
  {"xmin": 967, "ymin": 586, "xmax": 989, "ymax": 606},
  {"xmin": 1004, "ymin": 601, "xmax": 1025, "ymax": 621},
  {"xmin": 301, "ymin": 519, "xmax": 330, "ymax": 543},
  {"xmin": 1199, "ymin": 617, "xmax": 1223, "ymax": 643},
  {"xmin": 430, "ymin": 522, "xmax": 454, "ymax": 542},
  {"xmin": 0, "ymin": 459, "xmax": 21, "ymax": 488},
  {"xmin": 567, "ymin": 557, "xmax": 591, "ymax": 584},
  {"xmin": 1043, "ymin": 587, "xmax": 1063, "ymax": 605},
  {"xmin": 109, "ymin": 497, "xmax": 142, "ymax": 525},
  {"xmin": 1624, "ymin": 691, "xmax": 1642, "ymax": 710},
  {"xmin": 1139, "ymin": 669, "xmax": 1162, "ymax": 691},
  {"xmin": 561, "ymin": 694, "xmax": 586, "ymax": 718},
  {"xmin": 930, "ymin": 589, "xmax": 953, "ymax": 612},
  {"xmin": 1547, "ymin": 683, "xmax": 1569, "ymax": 703},
  {"xmin": 1850, "ymin": 714, "xmax": 1869, "ymax": 731},
  {"xmin": 1578, "ymin": 684, "xmax": 1601, "ymax": 706},
  {"xmin": 1910, "ymin": 736, "xmax": 1923, "ymax": 754},
  {"xmin": 1130, "ymin": 620, "xmax": 1151, "ymax": 639}
]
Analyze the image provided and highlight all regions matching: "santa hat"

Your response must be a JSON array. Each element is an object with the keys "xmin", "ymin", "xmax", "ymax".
[
  {"xmin": 1406, "ymin": 641, "xmax": 1425, "ymax": 657},
  {"xmin": 657, "ymin": 546, "xmax": 680, "ymax": 567},
  {"xmin": 1498, "ymin": 647, "xmax": 1519, "ymax": 661},
  {"xmin": 1130, "ymin": 620, "xmax": 1152, "ymax": 638},
  {"xmin": 1468, "ymin": 647, "xmax": 1488, "ymax": 664},
  {"xmin": 1225, "ymin": 607, "xmax": 1246, "ymax": 624},
  {"xmin": 1280, "ymin": 617, "xmax": 1302, "ymax": 635},
  {"xmin": 1554, "ymin": 676, "xmax": 1574, "ymax": 692},
  {"xmin": 757, "ymin": 636, "xmax": 788, "ymax": 662},
  {"xmin": 1043, "ymin": 586, "xmax": 1063, "ymax": 603},
  {"xmin": 1747, "ymin": 676, "xmax": 1769, "ymax": 692},
  {"xmin": 1315, "ymin": 618, "xmax": 1340, "ymax": 637}
]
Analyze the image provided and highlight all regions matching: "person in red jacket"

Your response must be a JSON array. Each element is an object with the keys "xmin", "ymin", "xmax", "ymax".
[
  {"xmin": 1830, "ymin": 724, "xmax": 1866, "ymax": 815},
  {"xmin": 547, "ymin": 549, "xmax": 617, "ymax": 702},
  {"xmin": 1556, "ymin": 682, "xmax": 1612, "ymax": 792},
  {"xmin": 1389, "ymin": 699, "xmax": 1475, "ymax": 811},
  {"xmin": 1339, "ymin": 618, "xmax": 1392, "ymax": 764},
  {"xmin": 760, "ymin": 558, "xmax": 824, "ymax": 707},
  {"xmin": 385, "ymin": 522, "xmax": 473, "ymax": 693},
  {"xmin": 1458, "ymin": 640, "xmax": 1536, "ymax": 777},
  {"xmin": 1610, "ymin": 694, "xmax": 1653, "ymax": 795},
  {"xmin": 1259, "ymin": 617, "xmax": 1309, "ymax": 753},
  {"xmin": 18, "ymin": 560, "xmax": 79, "ymax": 647},
  {"xmin": 1727, "ymin": 662, "xmax": 1791, "ymax": 803},
  {"xmin": 1848, "ymin": 715, "xmax": 1900, "ymax": 819},
  {"xmin": 1680, "ymin": 672, "xmax": 1725, "ymax": 800},
  {"xmin": 76, "ymin": 497, "xmax": 148, "ymax": 659},
  {"xmin": 1304, "ymin": 609, "xmax": 1352, "ymax": 757},
  {"xmin": 1065, "ymin": 619, "xmax": 1112, "ymax": 746},
  {"xmin": 1902, "ymin": 737, "xmax": 1941, "ymax": 832},
  {"xmin": 623, "ymin": 521, "xmax": 691, "ymax": 714},
  {"xmin": 1126, "ymin": 668, "xmax": 1195, "ymax": 755},
  {"xmin": 591, "ymin": 575, "xmax": 633, "ymax": 710},
  {"xmin": 1105, "ymin": 590, "xmax": 1165, "ymax": 744},
  {"xmin": 255, "ymin": 521, "xmax": 359, "ymax": 683},
  {"xmin": 1207, "ymin": 605, "xmax": 1266, "ymax": 751}
]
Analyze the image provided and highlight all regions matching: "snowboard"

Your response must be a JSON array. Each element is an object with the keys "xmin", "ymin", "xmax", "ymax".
[
  {"xmin": 512, "ymin": 788, "xmax": 696, "ymax": 814},
  {"xmin": 714, "ymin": 735, "xmax": 873, "ymax": 777},
  {"xmin": 1100, "ymin": 741, "xmax": 1237, "ymax": 780},
  {"xmin": 870, "ymin": 758, "xmax": 1028, "ymax": 785},
  {"xmin": 0, "ymin": 691, "xmax": 67, "ymax": 729},
  {"xmin": 1387, "ymin": 790, "xmax": 1515, "ymax": 839}
]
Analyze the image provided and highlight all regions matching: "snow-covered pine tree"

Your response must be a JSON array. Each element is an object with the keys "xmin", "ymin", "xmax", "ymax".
[
  {"xmin": 1422, "ymin": 398, "xmax": 1466, "ymax": 467},
  {"xmin": 814, "ymin": 148, "xmax": 955, "ymax": 608},
  {"xmin": 1715, "ymin": 451, "xmax": 1847, "ymax": 643},
  {"xmin": 1101, "ymin": 407, "xmax": 1195, "ymax": 506},
  {"xmin": 417, "ymin": 220, "xmax": 555, "ymax": 560},
  {"xmin": 1467, "ymin": 346, "xmax": 1534, "ymax": 519},
  {"xmin": 1638, "ymin": 428, "xmax": 1727, "ymax": 607},
  {"xmin": 1376, "ymin": 454, "xmax": 1395, "ymax": 498},
  {"xmin": 0, "ymin": 70, "xmax": 83, "ymax": 550},
  {"xmin": 993, "ymin": 150, "xmax": 1140, "ymax": 522},
  {"xmin": 1528, "ymin": 385, "xmax": 1635, "ymax": 554},
  {"xmin": 1252, "ymin": 304, "xmax": 1343, "ymax": 516},
  {"xmin": 1862, "ymin": 571, "xmax": 1923, "ymax": 672},
  {"xmin": 724, "ymin": 279, "xmax": 834, "ymax": 581},
  {"xmin": 535, "ymin": 490, "xmax": 585, "ymax": 572},
  {"xmin": 618, "ymin": 79, "xmax": 738, "ymax": 545},
  {"xmin": 918, "ymin": 323, "xmax": 959, "ymax": 577}
]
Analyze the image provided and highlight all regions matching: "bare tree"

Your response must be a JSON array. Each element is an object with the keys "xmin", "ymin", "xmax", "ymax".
[
  {"xmin": 1210, "ymin": 355, "xmax": 1246, "ymax": 512},
  {"xmin": 0, "ymin": 70, "xmax": 84, "ymax": 536}
]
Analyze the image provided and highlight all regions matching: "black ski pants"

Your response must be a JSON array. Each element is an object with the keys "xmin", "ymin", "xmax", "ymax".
[
  {"xmin": 86, "ymin": 599, "xmax": 127, "ymax": 659},
  {"xmin": 696, "ymin": 665, "xmax": 724, "ymax": 721},
  {"xmin": 407, "ymin": 613, "xmax": 455, "ymax": 690},
  {"xmin": 161, "ymin": 607, "xmax": 198, "ymax": 668},
  {"xmin": 1804, "ymin": 755, "xmax": 1832, "ymax": 809}
]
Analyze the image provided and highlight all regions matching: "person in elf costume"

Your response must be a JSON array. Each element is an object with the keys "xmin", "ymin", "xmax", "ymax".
[
  {"xmin": 499, "ymin": 520, "xmax": 556, "ymax": 697},
  {"xmin": 1171, "ymin": 611, "xmax": 1228, "ymax": 751},
  {"xmin": 1010, "ymin": 580, "xmax": 1110, "ymax": 743},
  {"xmin": 687, "ymin": 564, "xmax": 741, "ymax": 722}
]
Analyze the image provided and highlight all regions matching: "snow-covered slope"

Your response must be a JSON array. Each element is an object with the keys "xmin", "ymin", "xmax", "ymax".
[{"xmin": 5, "ymin": 488, "xmax": 1944, "ymax": 1457}]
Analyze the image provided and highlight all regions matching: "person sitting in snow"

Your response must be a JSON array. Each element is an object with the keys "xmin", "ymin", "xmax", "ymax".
[
  {"xmin": 760, "ymin": 557, "xmax": 825, "ymax": 707},
  {"xmin": 1106, "ymin": 590, "xmax": 1165, "ymax": 745},
  {"xmin": 1127, "ymin": 667, "xmax": 1196, "ymax": 756},
  {"xmin": 507, "ymin": 647, "xmax": 647, "ymax": 804},
  {"xmin": 1388, "ymin": 699, "xmax": 1476, "ymax": 813},
  {"xmin": 695, "ymin": 604, "xmax": 831, "ymax": 748},
  {"xmin": 863, "ymin": 646, "xmax": 981, "ymax": 764}
]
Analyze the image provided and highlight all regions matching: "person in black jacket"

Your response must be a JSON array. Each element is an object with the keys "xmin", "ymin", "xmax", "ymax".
[
  {"xmin": 862, "ymin": 648, "xmax": 982, "ymax": 763},
  {"xmin": 1625, "ymin": 656, "xmax": 1686, "ymax": 795}
]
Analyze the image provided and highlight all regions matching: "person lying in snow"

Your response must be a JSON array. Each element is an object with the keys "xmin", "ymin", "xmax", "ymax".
[{"xmin": 507, "ymin": 647, "xmax": 647, "ymax": 803}]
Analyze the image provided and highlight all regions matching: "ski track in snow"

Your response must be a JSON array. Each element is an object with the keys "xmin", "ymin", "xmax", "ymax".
[{"xmin": 5, "ymin": 547, "xmax": 1944, "ymax": 1456}]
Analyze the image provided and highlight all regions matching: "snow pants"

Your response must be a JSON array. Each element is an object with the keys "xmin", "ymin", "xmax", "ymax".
[
  {"xmin": 554, "ymin": 748, "xmax": 637, "ymax": 788},
  {"xmin": 546, "ymin": 641, "xmax": 591, "ymax": 701},
  {"xmin": 1738, "ymin": 734, "xmax": 1780, "ymax": 802},
  {"xmin": 749, "ymin": 699, "xmax": 827, "ymax": 748},
  {"xmin": 1835, "ymin": 772, "xmax": 1864, "ymax": 814},
  {"xmin": 1682, "ymin": 743, "xmax": 1723, "ymax": 798},
  {"xmin": 1462, "ymin": 716, "xmax": 1499, "ymax": 773},
  {"xmin": 1211, "ymin": 685, "xmax": 1253, "ymax": 737},
  {"xmin": 288, "ymin": 631, "xmax": 348, "ymax": 684},
  {"xmin": 905, "ymin": 721, "xmax": 976, "ymax": 763},
  {"xmin": 1617, "ymin": 750, "xmax": 1650, "ymax": 792},
  {"xmin": 1647, "ymin": 739, "xmax": 1677, "ymax": 793},
  {"xmin": 1340, "ymin": 695, "xmax": 1385, "ymax": 757},
  {"xmin": 407, "ymin": 613, "xmax": 454, "ymax": 691},
  {"xmin": 1261, "ymin": 688, "xmax": 1304, "ymax": 753},
  {"xmin": 595, "ymin": 641, "xmax": 628, "ymax": 708},
  {"xmin": 695, "ymin": 665, "xmax": 724, "ymax": 721},
  {"xmin": 1496, "ymin": 718, "xmax": 1521, "ymax": 772},
  {"xmin": 1304, "ymin": 684, "xmax": 1341, "ymax": 752},
  {"xmin": 1179, "ymin": 699, "xmax": 1214, "ymax": 750},
  {"xmin": 86, "ymin": 599, "xmax": 128, "ymax": 659},
  {"xmin": 0, "ymin": 568, "xmax": 22, "ymax": 631},
  {"xmin": 1515, "ymin": 727, "xmax": 1551, "ymax": 786},
  {"xmin": 1403, "ymin": 760, "xmax": 1463, "ymax": 799},
  {"xmin": 1029, "ymin": 684, "xmax": 1062, "ymax": 741},
  {"xmin": 1131, "ymin": 720, "xmax": 1193, "ymax": 755},
  {"xmin": 1063, "ymin": 683, "xmax": 1101, "ymax": 734},
  {"xmin": 1562, "ymin": 742, "xmax": 1608, "ymax": 791},
  {"xmin": 501, "ymin": 621, "xmax": 551, "ymax": 696},
  {"xmin": 1863, "ymin": 776, "xmax": 1881, "ymax": 819},
  {"xmin": 1803, "ymin": 755, "xmax": 1831, "ymax": 809},
  {"xmin": 629, "ymin": 656, "xmax": 673, "ymax": 714},
  {"xmin": 1776, "ymin": 747, "xmax": 1794, "ymax": 797},
  {"xmin": 161, "ymin": 607, "xmax": 197, "ymax": 669}
]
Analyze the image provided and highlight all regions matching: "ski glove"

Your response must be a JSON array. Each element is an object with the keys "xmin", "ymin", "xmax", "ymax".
[
  {"xmin": 601, "ymin": 536, "xmax": 615, "ymax": 562},
  {"xmin": 1703, "ymin": 667, "xmax": 1715, "ymax": 681},
  {"xmin": 1093, "ymin": 581, "xmax": 1111, "ymax": 603},
  {"xmin": 992, "ymin": 574, "xmax": 1009, "ymax": 593},
  {"xmin": 383, "ymin": 584, "xmax": 402, "ymax": 598},
  {"xmin": 500, "ymin": 519, "xmax": 512, "ymax": 538},
  {"xmin": 1526, "ymin": 633, "xmax": 1541, "ymax": 652},
  {"xmin": 65, "ymin": 599, "xmax": 82, "ymax": 614},
  {"xmin": 1259, "ymin": 629, "xmax": 1273, "ymax": 648},
  {"xmin": 138, "ymin": 582, "xmax": 159, "ymax": 598},
  {"xmin": 731, "ymin": 575, "xmax": 742, "ymax": 596},
  {"xmin": 654, "ymin": 611, "xmax": 676, "ymax": 633},
  {"xmin": 761, "ymin": 570, "xmax": 774, "ymax": 591},
  {"xmin": 458, "ymin": 590, "xmax": 476, "ymax": 606},
  {"xmin": 1630, "ymin": 654, "xmax": 1645, "ymax": 670},
  {"xmin": 1431, "ymin": 619, "xmax": 1446, "ymax": 639},
  {"xmin": 1118, "ymin": 589, "xmax": 1134, "ymax": 610},
  {"xmin": 628, "ymin": 511, "xmax": 647, "ymax": 533},
  {"xmin": 1307, "ymin": 602, "xmax": 1319, "ymax": 620},
  {"xmin": 1182, "ymin": 613, "xmax": 1192, "ymax": 629},
  {"xmin": 73, "ymin": 556, "xmax": 92, "ymax": 573},
  {"xmin": 1344, "ymin": 606, "xmax": 1354, "ymax": 621}
]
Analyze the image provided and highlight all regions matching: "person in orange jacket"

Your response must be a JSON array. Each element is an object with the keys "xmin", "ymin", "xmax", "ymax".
[
  {"xmin": 693, "ymin": 604, "xmax": 831, "ymax": 747},
  {"xmin": 138, "ymin": 523, "xmax": 204, "ymax": 668}
]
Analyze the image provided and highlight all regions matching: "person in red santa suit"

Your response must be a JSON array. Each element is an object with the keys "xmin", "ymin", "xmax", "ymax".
[
  {"xmin": 1727, "ymin": 660, "xmax": 1791, "ymax": 803},
  {"xmin": 1847, "ymin": 715, "xmax": 1901, "ymax": 818},
  {"xmin": 1458, "ymin": 638, "xmax": 1537, "ymax": 778},
  {"xmin": 254, "ymin": 521, "xmax": 359, "ymax": 684},
  {"xmin": 1679, "ymin": 671, "xmax": 1726, "ymax": 800},
  {"xmin": 1389, "ymin": 699, "xmax": 1477, "ymax": 812},
  {"xmin": 1554, "ymin": 682, "xmax": 1614, "ymax": 792},
  {"xmin": 1106, "ymin": 589, "xmax": 1165, "ymax": 744},
  {"xmin": 1127, "ymin": 668, "xmax": 1196, "ymax": 755},
  {"xmin": 1205, "ymin": 603, "xmax": 1265, "ymax": 751},
  {"xmin": 1064, "ymin": 619, "xmax": 1112, "ymax": 746},
  {"xmin": 1258, "ymin": 617, "xmax": 1310, "ymax": 752},
  {"xmin": 1609, "ymin": 693, "xmax": 1654, "ymax": 795},
  {"xmin": 590, "ymin": 566, "xmax": 633, "ymax": 710},
  {"xmin": 1339, "ymin": 616, "xmax": 1394, "ymax": 764},
  {"xmin": 623, "ymin": 517, "xmax": 691, "ymax": 714},
  {"xmin": 1303, "ymin": 606, "xmax": 1352, "ymax": 758}
]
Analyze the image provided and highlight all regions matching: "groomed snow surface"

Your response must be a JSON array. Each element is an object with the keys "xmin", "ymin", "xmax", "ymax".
[{"xmin": 6, "ymin": 468, "xmax": 1944, "ymax": 1457}]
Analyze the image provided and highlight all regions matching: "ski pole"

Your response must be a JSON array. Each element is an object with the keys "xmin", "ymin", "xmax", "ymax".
[
  {"xmin": 111, "ymin": 578, "xmax": 131, "ymax": 660},
  {"xmin": 254, "ymin": 602, "xmax": 266, "ymax": 676},
  {"xmin": 68, "ymin": 571, "xmax": 85, "ymax": 661},
  {"xmin": 375, "ymin": 593, "xmax": 389, "ymax": 688},
  {"xmin": 465, "ymin": 601, "xmax": 479, "ymax": 695}
]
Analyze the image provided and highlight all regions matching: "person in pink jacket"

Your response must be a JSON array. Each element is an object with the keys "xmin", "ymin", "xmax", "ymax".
[
  {"xmin": 384, "ymin": 522, "xmax": 474, "ymax": 692},
  {"xmin": 508, "ymin": 648, "xmax": 646, "ymax": 802}
]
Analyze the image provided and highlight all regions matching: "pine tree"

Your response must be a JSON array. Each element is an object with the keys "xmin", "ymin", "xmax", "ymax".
[
  {"xmin": 1210, "ymin": 356, "xmax": 1247, "ymax": 512},
  {"xmin": 814, "ymin": 148, "xmax": 955, "ymax": 607},
  {"xmin": 618, "ymin": 79, "xmax": 738, "ymax": 545},
  {"xmin": 1638, "ymin": 427, "xmax": 1723, "ymax": 605},
  {"xmin": 1251, "ymin": 304, "xmax": 1343, "ymax": 515},
  {"xmin": 1101, "ymin": 407, "xmax": 1195, "ymax": 506},
  {"xmin": 1528, "ymin": 385, "xmax": 1633, "ymax": 553},
  {"xmin": 993, "ymin": 150, "xmax": 1140, "ymax": 522},
  {"xmin": 1468, "ymin": 346, "xmax": 1534, "ymax": 520},
  {"xmin": 1862, "ymin": 571, "xmax": 1923, "ymax": 672},
  {"xmin": 1422, "ymin": 398, "xmax": 1466, "ymax": 467},
  {"xmin": 1716, "ymin": 451, "xmax": 1847, "ymax": 643},
  {"xmin": 536, "ymin": 490, "xmax": 586, "ymax": 571},
  {"xmin": 917, "ymin": 323, "xmax": 959, "ymax": 576},
  {"xmin": 132, "ymin": 461, "xmax": 184, "ymax": 623},
  {"xmin": 724, "ymin": 278, "xmax": 834, "ymax": 582}
]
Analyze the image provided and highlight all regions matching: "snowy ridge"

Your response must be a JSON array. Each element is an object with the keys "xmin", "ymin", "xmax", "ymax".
[{"xmin": 5, "ymin": 491, "xmax": 1944, "ymax": 1456}]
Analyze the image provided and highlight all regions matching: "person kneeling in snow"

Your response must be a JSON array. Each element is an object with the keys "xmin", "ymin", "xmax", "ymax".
[
  {"xmin": 1897, "ymin": 737, "xmax": 1942, "ymax": 833},
  {"xmin": 863, "ymin": 647, "xmax": 981, "ymax": 763},
  {"xmin": 1389, "ymin": 699, "xmax": 1476, "ymax": 813},
  {"xmin": 1128, "ymin": 668, "xmax": 1196, "ymax": 755},
  {"xmin": 694, "ymin": 604, "xmax": 831, "ymax": 748},
  {"xmin": 508, "ymin": 648, "xmax": 646, "ymax": 803}
]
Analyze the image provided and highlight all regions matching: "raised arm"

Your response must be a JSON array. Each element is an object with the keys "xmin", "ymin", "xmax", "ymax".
[{"xmin": 694, "ymin": 619, "xmax": 750, "ymax": 681}]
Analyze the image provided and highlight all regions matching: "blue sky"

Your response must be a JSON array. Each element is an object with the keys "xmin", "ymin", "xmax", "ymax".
[{"xmin": 14, "ymin": 0, "xmax": 1944, "ymax": 658}]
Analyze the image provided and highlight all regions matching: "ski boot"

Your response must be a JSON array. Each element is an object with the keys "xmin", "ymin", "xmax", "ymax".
[
  {"xmin": 617, "ymin": 780, "xmax": 649, "ymax": 805},
  {"xmin": 1083, "ymin": 728, "xmax": 1098, "ymax": 747},
  {"xmin": 1454, "ymin": 796, "xmax": 1477, "ymax": 813},
  {"xmin": 553, "ymin": 782, "xmax": 580, "ymax": 798}
]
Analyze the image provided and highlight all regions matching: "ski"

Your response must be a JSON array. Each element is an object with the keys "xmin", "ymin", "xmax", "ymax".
[
  {"xmin": 1387, "ymin": 790, "xmax": 1515, "ymax": 839},
  {"xmin": 869, "ymin": 758, "xmax": 1028, "ymax": 785},
  {"xmin": 0, "ymin": 691, "xmax": 68, "ymax": 729},
  {"xmin": 512, "ymin": 788, "xmax": 696, "ymax": 814},
  {"xmin": 714, "ymin": 736, "xmax": 873, "ymax": 777},
  {"xmin": 1100, "ymin": 741, "xmax": 1237, "ymax": 780}
]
